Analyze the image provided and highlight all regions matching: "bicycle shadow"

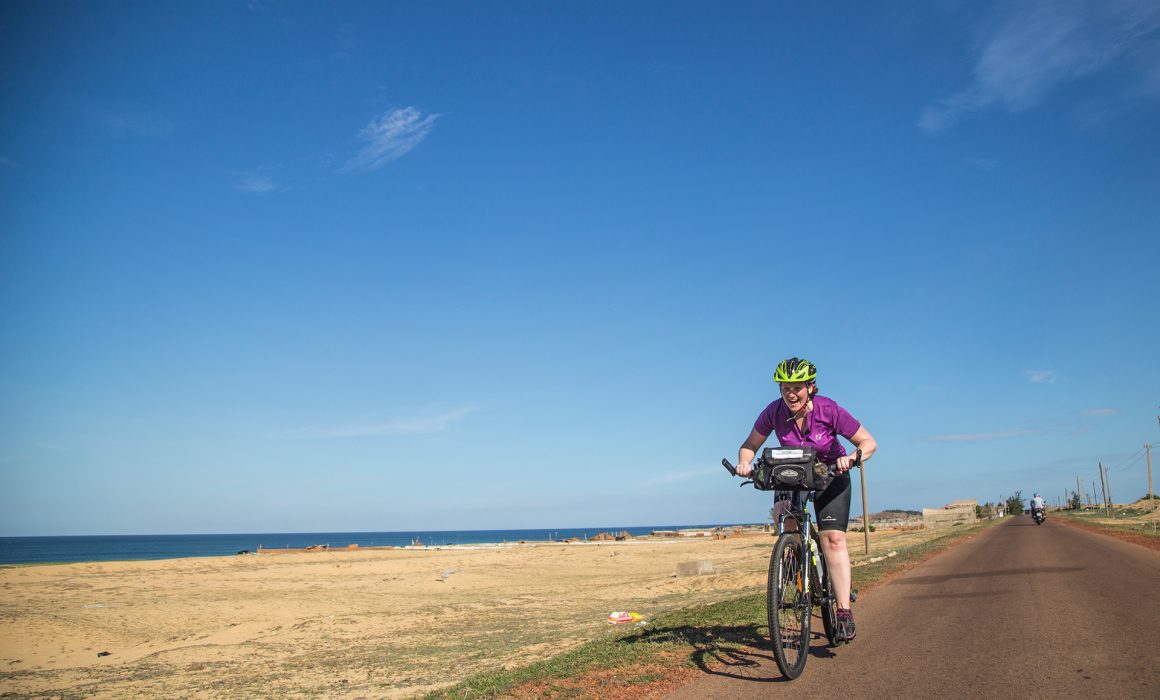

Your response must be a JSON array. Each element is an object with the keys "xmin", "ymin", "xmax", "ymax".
[{"xmin": 614, "ymin": 618, "xmax": 836, "ymax": 683}]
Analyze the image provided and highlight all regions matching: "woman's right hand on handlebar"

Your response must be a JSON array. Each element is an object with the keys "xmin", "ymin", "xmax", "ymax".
[{"xmin": 737, "ymin": 461, "xmax": 753, "ymax": 477}]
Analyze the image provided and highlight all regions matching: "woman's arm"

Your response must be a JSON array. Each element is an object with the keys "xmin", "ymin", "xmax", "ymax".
[
  {"xmin": 836, "ymin": 425, "xmax": 877, "ymax": 474},
  {"xmin": 737, "ymin": 428, "xmax": 768, "ymax": 476}
]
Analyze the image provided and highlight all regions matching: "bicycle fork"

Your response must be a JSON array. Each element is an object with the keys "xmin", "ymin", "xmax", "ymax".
[{"xmin": 780, "ymin": 516, "xmax": 817, "ymax": 598}]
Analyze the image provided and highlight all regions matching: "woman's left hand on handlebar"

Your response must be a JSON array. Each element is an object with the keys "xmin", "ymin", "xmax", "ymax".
[{"xmin": 835, "ymin": 455, "xmax": 854, "ymax": 474}]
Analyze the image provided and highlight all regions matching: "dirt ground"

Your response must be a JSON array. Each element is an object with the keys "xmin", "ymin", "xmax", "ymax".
[{"xmin": 0, "ymin": 526, "xmax": 973, "ymax": 699}]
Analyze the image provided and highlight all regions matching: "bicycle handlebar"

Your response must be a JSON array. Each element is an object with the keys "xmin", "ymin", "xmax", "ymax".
[{"xmin": 721, "ymin": 449, "xmax": 863, "ymax": 485}]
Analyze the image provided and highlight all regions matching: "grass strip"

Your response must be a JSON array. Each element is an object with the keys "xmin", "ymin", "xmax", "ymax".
[
  {"xmin": 426, "ymin": 519, "xmax": 997, "ymax": 699},
  {"xmin": 1053, "ymin": 509, "xmax": 1160, "ymax": 541}
]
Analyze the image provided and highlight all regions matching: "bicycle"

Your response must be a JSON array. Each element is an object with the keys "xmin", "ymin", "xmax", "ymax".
[{"xmin": 722, "ymin": 446, "xmax": 862, "ymax": 680}]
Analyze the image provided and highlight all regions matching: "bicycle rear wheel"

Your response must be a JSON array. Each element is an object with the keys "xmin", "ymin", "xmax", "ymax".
[{"xmin": 768, "ymin": 533, "xmax": 810, "ymax": 679}]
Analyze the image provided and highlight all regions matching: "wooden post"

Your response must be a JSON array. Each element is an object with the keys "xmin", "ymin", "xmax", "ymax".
[{"xmin": 858, "ymin": 464, "xmax": 870, "ymax": 555}]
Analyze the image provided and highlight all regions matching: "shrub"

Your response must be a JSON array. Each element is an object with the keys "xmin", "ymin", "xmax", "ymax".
[{"xmin": 1005, "ymin": 491, "xmax": 1025, "ymax": 516}]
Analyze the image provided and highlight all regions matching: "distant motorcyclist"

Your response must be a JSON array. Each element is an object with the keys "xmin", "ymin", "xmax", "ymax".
[{"xmin": 1030, "ymin": 493, "xmax": 1046, "ymax": 521}]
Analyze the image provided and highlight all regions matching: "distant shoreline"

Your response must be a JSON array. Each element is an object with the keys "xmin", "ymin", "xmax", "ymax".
[{"xmin": 0, "ymin": 524, "xmax": 763, "ymax": 566}]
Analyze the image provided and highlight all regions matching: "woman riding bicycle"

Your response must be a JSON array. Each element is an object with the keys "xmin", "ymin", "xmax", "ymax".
[{"xmin": 736, "ymin": 357, "xmax": 877, "ymax": 642}]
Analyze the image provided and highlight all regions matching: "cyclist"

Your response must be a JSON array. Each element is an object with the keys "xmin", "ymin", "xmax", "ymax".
[
  {"xmin": 1030, "ymin": 493, "xmax": 1046, "ymax": 519},
  {"xmin": 737, "ymin": 357, "xmax": 877, "ymax": 643}
]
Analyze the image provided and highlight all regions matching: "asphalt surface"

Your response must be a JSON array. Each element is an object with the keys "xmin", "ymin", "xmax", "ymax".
[{"xmin": 666, "ymin": 516, "xmax": 1159, "ymax": 699}]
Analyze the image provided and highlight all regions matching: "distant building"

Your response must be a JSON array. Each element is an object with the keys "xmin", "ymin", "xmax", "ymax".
[{"xmin": 922, "ymin": 499, "xmax": 978, "ymax": 529}]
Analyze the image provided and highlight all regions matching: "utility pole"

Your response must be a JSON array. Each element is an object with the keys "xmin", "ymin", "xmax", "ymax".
[
  {"xmin": 1106, "ymin": 466, "xmax": 1114, "ymax": 516},
  {"xmin": 1091, "ymin": 481, "xmax": 1097, "ymax": 507},
  {"xmin": 1146, "ymin": 443, "xmax": 1155, "ymax": 536},
  {"xmin": 1076, "ymin": 476, "xmax": 1082, "ymax": 510},
  {"xmin": 1099, "ymin": 464, "xmax": 1109, "ymax": 517},
  {"xmin": 1146, "ymin": 443, "xmax": 1153, "ymax": 502},
  {"xmin": 1146, "ymin": 443, "xmax": 1154, "ymax": 532}
]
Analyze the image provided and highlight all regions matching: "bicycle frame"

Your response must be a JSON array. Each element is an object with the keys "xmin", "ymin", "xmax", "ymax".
[{"xmin": 777, "ymin": 491, "xmax": 821, "ymax": 597}]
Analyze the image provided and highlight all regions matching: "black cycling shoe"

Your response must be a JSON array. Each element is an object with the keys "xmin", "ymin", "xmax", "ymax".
[{"xmin": 836, "ymin": 608, "xmax": 856, "ymax": 643}]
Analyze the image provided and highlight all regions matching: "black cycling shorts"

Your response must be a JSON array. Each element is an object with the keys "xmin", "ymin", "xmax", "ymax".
[
  {"xmin": 814, "ymin": 473, "xmax": 852, "ymax": 532},
  {"xmin": 773, "ymin": 472, "xmax": 852, "ymax": 532}
]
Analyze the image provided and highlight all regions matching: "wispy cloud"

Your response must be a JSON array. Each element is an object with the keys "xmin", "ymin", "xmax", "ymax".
[
  {"xmin": 927, "ymin": 429, "xmax": 1042, "ymax": 442},
  {"xmin": 1024, "ymin": 370, "xmax": 1057, "ymax": 383},
  {"xmin": 343, "ymin": 107, "xmax": 439, "ymax": 173},
  {"xmin": 234, "ymin": 174, "xmax": 280, "ymax": 194},
  {"xmin": 274, "ymin": 406, "xmax": 477, "ymax": 439},
  {"xmin": 1081, "ymin": 407, "xmax": 1118, "ymax": 417},
  {"xmin": 920, "ymin": 0, "xmax": 1160, "ymax": 132},
  {"xmin": 1, "ymin": 157, "xmax": 16, "ymax": 168},
  {"xmin": 970, "ymin": 157, "xmax": 1002, "ymax": 170}
]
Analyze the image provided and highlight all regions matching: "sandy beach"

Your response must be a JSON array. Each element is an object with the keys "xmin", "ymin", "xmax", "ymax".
[{"xmin": 0, "ymin": 533, "xmax": 777, "ymax": 698}]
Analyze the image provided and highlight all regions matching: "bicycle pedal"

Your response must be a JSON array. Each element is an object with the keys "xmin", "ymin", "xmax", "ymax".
[{"xmin": 850, "ymin": 590, "xmax": 858, "ymax": 603}]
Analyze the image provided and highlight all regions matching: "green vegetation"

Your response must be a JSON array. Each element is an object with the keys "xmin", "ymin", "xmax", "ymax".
[
  {"xmin": 426, "ymin": 519, "xmax": 998, "ymax": 699},
  {"xmin": 1068, "ymin": 491, "xmax": 1082, "ymax": 510},
  {"xmin": 1005, "ymin": 491, "xmax": 1025, "ymax": 516}
]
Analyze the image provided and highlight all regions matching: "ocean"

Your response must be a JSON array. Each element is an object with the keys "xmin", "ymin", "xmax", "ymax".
[{"xmin": 0, "ymin": 525, "xmax": 730, "ymax": 565}]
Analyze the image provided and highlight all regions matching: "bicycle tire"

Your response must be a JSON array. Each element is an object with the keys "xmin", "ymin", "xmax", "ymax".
[
  {"xmin": 768, "ymin": 533, "xmax": 810, "ymax": 679},
  {"xmin": 812, "ymin": 533, "xmax": 839, "ymax": 646}
]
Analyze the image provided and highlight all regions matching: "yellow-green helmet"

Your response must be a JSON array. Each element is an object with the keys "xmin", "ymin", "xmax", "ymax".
[{"xmin": 773, "ymin": 357, "xmax": 817, "ymax": 384}]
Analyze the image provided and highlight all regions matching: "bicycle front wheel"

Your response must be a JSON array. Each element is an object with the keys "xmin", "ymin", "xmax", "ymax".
[
  {"xmin": 813, "ymin": 533, "xmax": 839, "ymax": 646},
  {"xmin": 768, "ymin": 533, "xmax": 810, "ymax": 679}
]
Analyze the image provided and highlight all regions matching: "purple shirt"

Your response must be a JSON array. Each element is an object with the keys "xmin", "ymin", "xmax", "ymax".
[{"xmin": 753, "ymin": 395, "xmax": 861, "ymax": 465}]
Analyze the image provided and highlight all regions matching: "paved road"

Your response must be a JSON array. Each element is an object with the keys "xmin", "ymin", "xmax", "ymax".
[{"xmin": 666, "ymin": 517, "xmax": 1159, "ymax": 699}]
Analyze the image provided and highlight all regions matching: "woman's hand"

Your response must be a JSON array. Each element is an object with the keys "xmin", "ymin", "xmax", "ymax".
[
  {"xmin": 835, "ymin": 455, "xmax": 854, "ymax": 474},
  {"xmin": 737, "ymin": 429, "xmax": 766, "ymax": 478}
]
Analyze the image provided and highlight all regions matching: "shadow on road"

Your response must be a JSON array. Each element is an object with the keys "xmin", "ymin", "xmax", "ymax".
[
  {"xmin": 894, "ymin": 565, "xmax": 1084, "ymax": 585},
  {"xmin": 616, "ymin": 616, "xmax": 836, "ymax": 683}
]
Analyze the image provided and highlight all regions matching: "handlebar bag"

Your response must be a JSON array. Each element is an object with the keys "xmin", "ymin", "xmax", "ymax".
[{"xmin": 759, "ymin": 446, "xmax": 832, "ymax": 491}]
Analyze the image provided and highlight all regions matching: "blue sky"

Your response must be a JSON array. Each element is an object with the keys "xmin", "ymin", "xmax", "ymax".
[{"xmin": 2, "ymin": 1, "xmax": 1157, "ymax": 536}]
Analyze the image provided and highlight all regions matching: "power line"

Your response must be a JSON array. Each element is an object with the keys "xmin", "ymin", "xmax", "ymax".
[
  {"xmin": 1109, "ymin": 453, "xmax": 1145, "ymax": 473},
  {"xmin": 1106, "ymin": 446, "xmax": 1146, "ymax": 472}
]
